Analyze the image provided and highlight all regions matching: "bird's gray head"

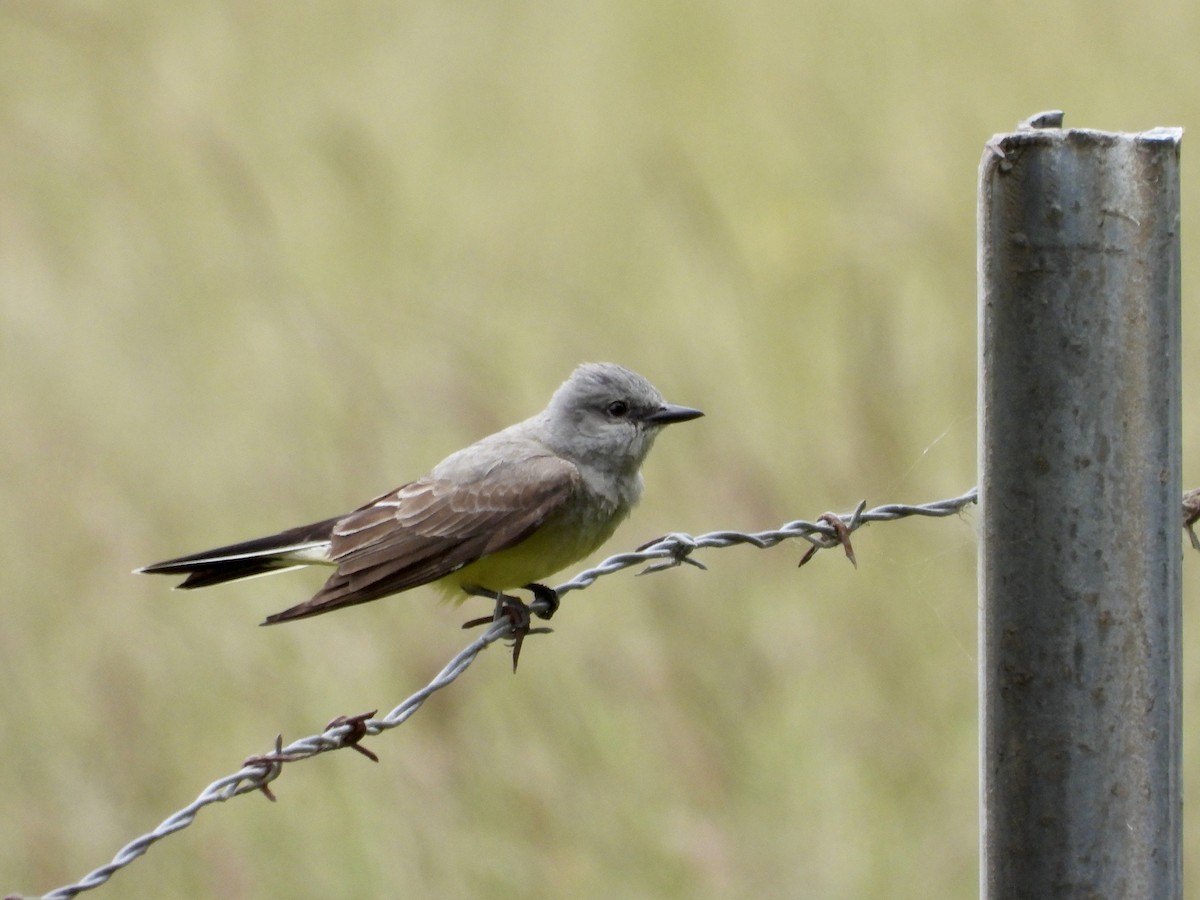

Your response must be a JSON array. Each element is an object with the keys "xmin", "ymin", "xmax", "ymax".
[{"xmin": 541, "ymin": 363, "xmax": 703, "ymax": 474}]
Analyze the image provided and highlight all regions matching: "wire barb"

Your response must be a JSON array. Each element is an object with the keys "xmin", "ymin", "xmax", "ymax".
[
  {"xmin": 16, "ymin": 483, "xmax": 1200, "ymax": 900},
  {"xmin": 21, "ymin": 489, "xmax": 986, "ymax": 899},
  {"xmin": 324, "ymin": 711, "xmax": 381, "ymax": 763}
]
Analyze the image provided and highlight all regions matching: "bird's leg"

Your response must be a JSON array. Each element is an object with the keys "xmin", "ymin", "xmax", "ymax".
[
  {"xmin": 460, "ymin": 586, "xmax": 528, "ymax": 628},
  {"xmin": 460, "ymin": 585, "xmax": 551, "ymax": 671},
  {"xmin": 523, "ymin": 583, "xmax": 560, "ymax": 620}
]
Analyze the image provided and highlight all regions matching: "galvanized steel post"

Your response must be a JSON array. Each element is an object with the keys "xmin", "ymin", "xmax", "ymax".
[{"xmin": 978, "ymin": 113, "xmax": 1183, "ymax": 898}]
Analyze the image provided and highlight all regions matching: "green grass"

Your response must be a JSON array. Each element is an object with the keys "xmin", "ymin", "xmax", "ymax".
[{"xmin": 2, "ymin": 0, "xmax": 1199, "ymax": 896}]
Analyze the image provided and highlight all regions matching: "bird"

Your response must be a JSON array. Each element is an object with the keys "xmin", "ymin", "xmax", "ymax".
[{"xmin": 137, "ymin": 362, "xmax": 703, "ymax": 638}]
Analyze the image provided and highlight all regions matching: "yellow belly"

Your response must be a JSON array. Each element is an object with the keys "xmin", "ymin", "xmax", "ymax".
[{"xmin": 434, "ymin": 502, "xmax": 629, "ymax": 600}]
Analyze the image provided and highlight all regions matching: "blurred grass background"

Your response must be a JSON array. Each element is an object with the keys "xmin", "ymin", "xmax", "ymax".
[{"xmin": 2, "ymin": 0, "xmax": 1198, "ymax": 897}]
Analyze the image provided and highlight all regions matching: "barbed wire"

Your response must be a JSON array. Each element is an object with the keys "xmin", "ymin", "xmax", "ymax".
[{"xmin": 13, "ymin": 488, "xmax": 980, "ymax": 900}]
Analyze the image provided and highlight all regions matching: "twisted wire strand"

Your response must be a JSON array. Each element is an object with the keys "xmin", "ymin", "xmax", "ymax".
[
  {"xmin": 555, "ymin": 488, "xmax": 981, "ymax": 593},
  {"xmin": 22, "ymin": 490, "xmax": 979, "ymax": 900}
]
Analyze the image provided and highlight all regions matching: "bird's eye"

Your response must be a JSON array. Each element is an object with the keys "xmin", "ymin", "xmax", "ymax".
[{"xmin": 606, "ymin": 400, "xmax": 629, "ymax": 418}]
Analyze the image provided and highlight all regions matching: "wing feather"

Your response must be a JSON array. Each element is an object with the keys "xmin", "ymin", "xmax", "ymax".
[{"xmin": 262, "ymin": 454, "xmax": 579, "ymax": 623}]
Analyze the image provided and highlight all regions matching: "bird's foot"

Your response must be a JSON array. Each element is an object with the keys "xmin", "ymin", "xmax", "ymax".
[
  {"xmin": 523, "ymin": 583, "xmax": 560, "ymax": 620},
  {"xmin": 461, "ymin": 587, "xmax": 553, "ymax": 672}
]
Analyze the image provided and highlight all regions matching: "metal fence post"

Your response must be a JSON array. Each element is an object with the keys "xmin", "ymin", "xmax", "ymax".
[{"xmin": 978, "ymin": 112, "xmax": 1183, "ymax": 898}]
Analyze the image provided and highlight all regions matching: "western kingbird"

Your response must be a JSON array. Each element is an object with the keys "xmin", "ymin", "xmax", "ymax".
[{"xmin": 137, "ymin": 363, "xmax": 702, "ymax": 627}]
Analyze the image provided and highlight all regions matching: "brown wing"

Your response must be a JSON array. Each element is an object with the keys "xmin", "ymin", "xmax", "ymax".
[{"xmin": 262, "ymin": 454, "xmax": 579, "ymax": 623}]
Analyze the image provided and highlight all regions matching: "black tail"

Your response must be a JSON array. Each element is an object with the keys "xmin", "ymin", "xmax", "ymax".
[{"xmin": 136, "ymin": 515, "xmax": 343, "ymax": 589}]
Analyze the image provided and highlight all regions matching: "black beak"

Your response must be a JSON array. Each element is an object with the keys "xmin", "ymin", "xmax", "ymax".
[{"xmin": 642, "ymin": 403, "xmax": 705, "ymax": 426}]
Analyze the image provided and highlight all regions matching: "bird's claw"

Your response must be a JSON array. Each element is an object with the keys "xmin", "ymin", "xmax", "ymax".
[
  {"xmin": 461, "ymin": 588, "xmax": 553, "ymax": 672},
  {"xmin": 523, "ymin": 583, "xmax": 560, "ymax": 620}
]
